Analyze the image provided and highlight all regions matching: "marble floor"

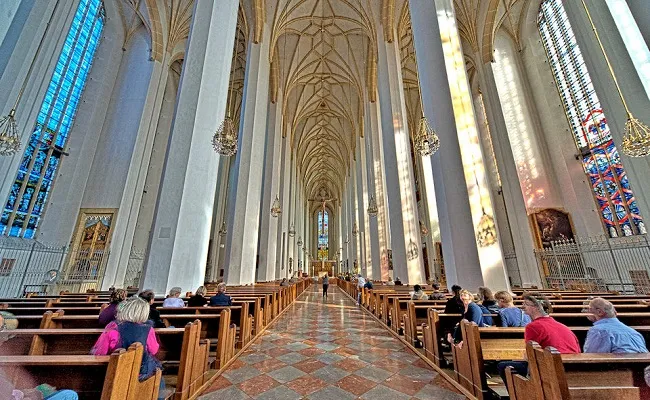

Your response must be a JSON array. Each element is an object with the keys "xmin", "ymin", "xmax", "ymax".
[{"xmin": 199, "ymin": 284, "xmax": 466, "ymax": 400}]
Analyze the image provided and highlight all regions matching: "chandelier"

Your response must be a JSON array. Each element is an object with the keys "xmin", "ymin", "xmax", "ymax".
[
  {"xmin": 218, "ymin": 220, "xmax": 227, "ymax": 236},
  {"xmin": 297, "ymin": 237, "xmax": 303, "ymax": 247},
  {"xmin": 288, "ymin": 223, "xmax": 296, "ymax": 237},
  {"xmin": 580, "ymin": 0, "xmax": 650, "ymax": 157},
  {"xmin": 407, "ymin": 239, "xmax": 419, "ymax": 261},
  {"xmin": 414, "ymin": 117, "xmax": 440, "ymax": 156},
  {"xmin": 367, "ymin": 195, "xmax": 378, "ymax": 217},
  {"xmin": 270, "ymin": 195, "xmax": 282, "ymax": 217},
  {"xmin": 212, "ymin": 117, "xmax": 238, "ymax": 156},
  {"xmin": 420, "ymin": 220, "xmax": 429, "ymax": 238},
  {"xmin": 0, "ymin": 1, "xmax": 59, "ymax": 157},
  {"xmin": 352, "ymin": 222, "xmax": 359, "ymax": 237},
  {"xmin": 0, "ymin": 110, "xmax": 20, "ymax": 156},
  {"xmin": 476, "ymin": 210, "xmax": 497, "ymax": 247}
]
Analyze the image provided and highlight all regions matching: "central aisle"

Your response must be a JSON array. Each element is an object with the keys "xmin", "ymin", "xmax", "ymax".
[{"xmin": 199, "ymin": 284, "xmax": 465, "ymax": 400}]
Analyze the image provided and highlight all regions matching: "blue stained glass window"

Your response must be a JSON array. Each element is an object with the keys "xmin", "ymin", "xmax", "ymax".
[
  {"xmin": 538, "ymin": 0, "xmax": 643, "ymax": 237},
  {"xmin": 317, "ymin": 211, "xmax": 329, "ymax": 260},
  {"xmin": 0, "ymin": 0, "xmax": 104, "ymax": 238}
]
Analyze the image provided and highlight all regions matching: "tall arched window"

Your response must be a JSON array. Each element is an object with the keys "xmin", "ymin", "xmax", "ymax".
[
  {"xmin": 1, "ymin": 0, "xmax": 105, "ymax": 238},
  {"xmin": 538, "ymin": 0, "xmax": 643, "ymax": 237},
  {"xmin": 317, "ymin": 210, "xmax": 328, "ymax": 260}
]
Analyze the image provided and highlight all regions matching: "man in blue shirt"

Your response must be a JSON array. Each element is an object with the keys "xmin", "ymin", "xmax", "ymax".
[
  {"xmin": 583, "ymin": 297, "xmax": 648, "ymax": 353},
  {"xmin": 209, "ymin": 283, "xmax": 233, "ymax": 307}
]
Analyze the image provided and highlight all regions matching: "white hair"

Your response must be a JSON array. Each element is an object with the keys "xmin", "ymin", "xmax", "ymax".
[
  {"xmin": 169, "ymin": 287, "xmax": 182, "ymax": 297},
  {"xmin": 117, "ymin": 297, "xmax": 150, "ymax": 324},
  {"xmin": 590, "ymin": 297, "xmax": 616, "ymax": 318}
]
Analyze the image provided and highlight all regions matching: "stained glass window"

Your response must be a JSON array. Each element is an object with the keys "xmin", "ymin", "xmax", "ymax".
[
  {"xmin": 538, "ymin": 0, "xmax": 643, "ymax": 237},
  {"xmin": 317, "ymin": 211, "xmax": 328, "ymax": 260},
  {"xmin": 1, "ymin": 0, "xmax": 105, "ymax": 238}
]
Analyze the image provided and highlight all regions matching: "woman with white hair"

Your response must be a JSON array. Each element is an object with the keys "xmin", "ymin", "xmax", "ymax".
[
  {"xmin": 92, "ymin": 297, "xmax": 164, "ymax": 398},
  {"xmin": 162, "ymin": 287, "xmax": 185, "ymax": 308}
]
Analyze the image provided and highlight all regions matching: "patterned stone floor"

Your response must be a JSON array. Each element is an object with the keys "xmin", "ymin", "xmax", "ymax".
[{"xmin": 199, "ymin": 285, "xmax": 466, "ymax": 400}]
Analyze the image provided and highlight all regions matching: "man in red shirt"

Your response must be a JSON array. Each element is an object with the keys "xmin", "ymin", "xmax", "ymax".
[{"xmin": 497, "ymin": 293, "xmax": 580, "ymax": 382}]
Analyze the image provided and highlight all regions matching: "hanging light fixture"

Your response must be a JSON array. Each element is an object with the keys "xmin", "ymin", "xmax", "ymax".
[
  {"xmin": 270, "ymin": 195, "xmax": 282, "ymax": 217},
  {"xmin": 411, "ymin": 39, "xmax": 440, "ymax": 157},
  {"xmin": 288, "ymin": 223, "xmax": 296, "ymax": 237},
  {"xmin": 297, "ymin": 237, "xmax": 303, "ymax": 247},
  {"xmin": 0, "ymin": 1, "xmax": 60, "ymax": 156},
  {"xmin": 580, "ymin": 0, "xmax": 650, "ymax": 157},
  {"xmin": 367, "ymin": 195, "xmax": 378, "ymax": 217},
  {"xmin": 407, "ymin": 239, "xmax": 419, "ymax": 261},
  {"xmin": 476, "ymin": 211, "xmax": 497, "ymax": 247},
  {"xmin": 218, "ymin": 220, "xmax": 227, "ymax": 236},
  {"xmin": 420, "ymin": 220, "xmax": 429, "ymax": 238},
  {"xmin": 212, "ymin": 18, "xmax": 242, "ymax": 156},
  {"xmin": 352, "ymin": 222, "xmax": 359, "ymax": 237}
]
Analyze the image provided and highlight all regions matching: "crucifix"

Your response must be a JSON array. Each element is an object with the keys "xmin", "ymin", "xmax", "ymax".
[{"xmin": 309, "ymin": 195, "xmax": 336, "ymax": 273}]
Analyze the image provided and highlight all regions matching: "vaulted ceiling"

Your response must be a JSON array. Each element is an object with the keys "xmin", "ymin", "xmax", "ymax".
[{"xmin": 126, "ymin": 0, "xmax": 537, "ymax": 205}]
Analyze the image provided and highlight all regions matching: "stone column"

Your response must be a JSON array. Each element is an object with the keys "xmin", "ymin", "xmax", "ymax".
[
  {"xmin": 408, "ymin": 0, "xmax": 482, "ymax": 289},
  {"xmin": 376, "ymin": 26, "xmax": 426, "ymax": 285},
  {"xmin": 364, "ymin": 113, "xmax": 382, "ymax": 280},
  {"xmin": 276, "ymin": 135, "xmax": 291, "ymax": 279},
  {"xmin": 625, "ymin": 0, "xmax": 650, "ymax": 48},
  {"xmin": 563, "ymin": 0, "xmax": 650, "ymax": 223},
  {"xmin": 476, "ymin": 64, "xmax": 540, "ymax": 287},
  {"xmin": 223, "ymin": 20, "xmax": 271, "ymax": 285},
  {"xmin": 141, "ymin": 0, "xmax": 239, "ymax": 294}
]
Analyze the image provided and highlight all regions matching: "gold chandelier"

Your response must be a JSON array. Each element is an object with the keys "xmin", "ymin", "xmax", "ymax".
[
  {"xmin": 407, "ymin": 239, "xmax": 419, "ymax": 261},
  {"xmin": 580, "ymin": 0, "xmax": 650, "ymax": 157},
  {"xmin": 0, "ymin": 1, "xmax": 60, "ymax": 157},
  {"xmin": 271, "ymin": 195, "xmax": 282, "ymax": 217},
  {"xmin": 415, "ymin": 117, "xmax": 441, "ymax": 156},
  {"xmin": 367, "ymin": 195, "xmax": 378, "ymax": 217},
  {"xmin": 352, "ymin": 222, "xmax": 358, "ymax": 237},
  {"xmin": 476, "ymin": 210, "xmax": 497, "ymax": 247},
  {"xmin": 419, "ymin": 220, "xmax": 429, "ymax": 238},
  {"xmin": 288, "ymin": 223, "xmax": 296, "ymax": 237}
]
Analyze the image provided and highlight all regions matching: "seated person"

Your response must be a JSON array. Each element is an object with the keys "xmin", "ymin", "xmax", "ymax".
[
  {"xmin": 363, "ymin": 279, "xmax": 374, "ymax": 290},
  {"xmin": 411, "ymin": 284, "xmax": 429, "ymax": 300},
  {"xmin": 429, "ymin": 282, "xmax": 446, "ymax": 300},
  {"xmin": 162, "ymin": 287, "xmax": 185, "ymax": 308},
  {"xmin": 187, "ymin": 286, "xmax": 208, "ymax": 307},
  {"xmin": 280, "ymin": 278, "xmax": 289, "ymax": 287},
  {"xmin": 443, "ymin": 285, "xmax": 464, "ymax": 315},
  {"xmin": 138, "ymin": 290, "xmax": 166, "ymax": 328},
  {"xmin": 583, "ymin": 297, "xmax": 648, "ymax": 353},
  {"xmin": 495, "ymin": 291, "xmax": 531, "ymax": 327},
  {"xmin": 386, "ymin": 277, "xmax": 395, "ymax": 286},
  {"xmin": 497, "ymin": 293, "xmax": 580, "ymax": 382},
  {"xmin": 99, "ymin": 288, "xmax": 127, "ymax": 327},
  {"xmin": 394, "ymin": 277, "xmax": 403, "ymax": 286},
  {"xmin": 92, "ymin": 297, "xmax": 164, "ymax": 399},
  {"xmin": 449, "ymin": 289, "xmax": 488, "ymax": 344},
  {"xmin": 209, "ymin": 283, "xmax": 233, "ymax": 306},
  {"xmin": 478, "ymin": 286, "xmax": 499, "ymax": 313}
]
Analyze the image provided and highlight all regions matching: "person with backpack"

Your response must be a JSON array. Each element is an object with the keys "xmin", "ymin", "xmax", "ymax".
[
  {"xmin": 448, "ymin": 289, "xmax": 493, "ymax": 344},
  {"xmin": 495, "ymin": 291, "xmax": 531, "ymax": 327}
]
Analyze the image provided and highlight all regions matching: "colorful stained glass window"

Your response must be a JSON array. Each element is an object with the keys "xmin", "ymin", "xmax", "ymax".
[
  {"xmin": 317, "ymin": 211, "xmax": 328, "ymax": 260},
  {"xmin": 1, "ymin": 0, "xmax": 105, "ymax": 238},
  {"xmin": 538, "ymin": 0, "xmax": 643, "ymax": 237}
]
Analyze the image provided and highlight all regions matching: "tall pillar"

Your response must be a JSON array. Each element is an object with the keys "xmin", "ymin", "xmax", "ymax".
[
  {"xmin": 408, "ymin": 0, "xmax": 483, "ymax": 289},
  {"xmin": 476, "ymin": 64, "xmax": 540, "ymax": 287},
  {"xmin": 626, "ymin": 0, "xmax": 650, "ymax": 48},
  {"xmin": 257, "ymin": 91, "xmax": 283, "ymax": 282},
  {"xmin": 364, "ymin": 114, "xmax": 382, "ymax": 280},
  {"xmin": 141, "ymin": 0, "xmax": 239, "ymax": 293},
  {"xmin": 224, "ymin": 22, "xmax": 271, "ymax": 285},
  {"xmin": 564, "ymin": 0, "xmax": 650, "ymax": 223},
  {"xmin": 208, "ymin": 155, "xmax": 231, "ymax": 282},
  {"xmin": 376, "ymin": 26, "xmax": 426, "ymax": 285},
  {"xmin": 276, "ymin": 135, "xmax": 291, "ymax": 279}
]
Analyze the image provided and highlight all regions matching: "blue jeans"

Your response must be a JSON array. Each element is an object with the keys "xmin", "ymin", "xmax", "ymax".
[
  {"xmin": 45, "ymin": 390, "xmax": 79, "ymax": 400},
  {"xmin": 497, "ymin": 361, "xmax": 528, "ymax": 383}
]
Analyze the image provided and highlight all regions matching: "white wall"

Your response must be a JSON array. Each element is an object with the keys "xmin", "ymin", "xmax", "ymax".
[{"xmin": 81, "ymin": 26, "xmax": 153, "ymax": 209}]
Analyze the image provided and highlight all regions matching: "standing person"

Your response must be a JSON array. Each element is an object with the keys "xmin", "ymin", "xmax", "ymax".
[
  {"xmin": 187, "ymin": 286, "xmax": 208, "ymax": 307},
  {"xmin": 138, "ymin": 290, "xmax": 166, "ymax": 328},
  {"xmin": 162, "ymin": 287, "xmax": 185, "ymax": 308},
  {"xmin": 322, "ymin": 274, "xmax": 330, "ymax": 299},
  {"xmin": 91, "ymin": 297, "xmax": 165, "ymax": 399},
  {"xmin": 356, "ymin": 274, "xmax": 366, "ymax": 306},
  {"xmin": 497, "ymin": 294, "xmax": 580, "ymax": 382},
  {"xmin": 495, "ymin": 291, "xmax": 531, "ymax": 327},
  {"xmin": 98, "ymin": 288, "xmax": 127, "ymax": 327},
  {"xmin": 209, "ymin": 283, "xmax": 233, "ymax": 306},
  {"xmin": 583, "ymin": 297, "xmax": 648, "ymax": 353}
]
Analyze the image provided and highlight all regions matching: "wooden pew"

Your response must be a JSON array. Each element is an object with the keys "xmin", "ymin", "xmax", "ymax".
[
  {"xmin": 0, "ymin": 343, "xmax": 160, "ymax": 400},
  {"xmin": 506, "ymin": 342, "xmax": 650, "ymax": 400}
]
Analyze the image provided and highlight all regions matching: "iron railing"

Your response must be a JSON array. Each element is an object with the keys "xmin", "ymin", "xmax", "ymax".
[
  {"xmin": 0, "ymin": 237, "xmax": 108, "ymax": 297},
  {"xmin": 534, "ymin": 235, "xmax": 650, "ymax": 293}
]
